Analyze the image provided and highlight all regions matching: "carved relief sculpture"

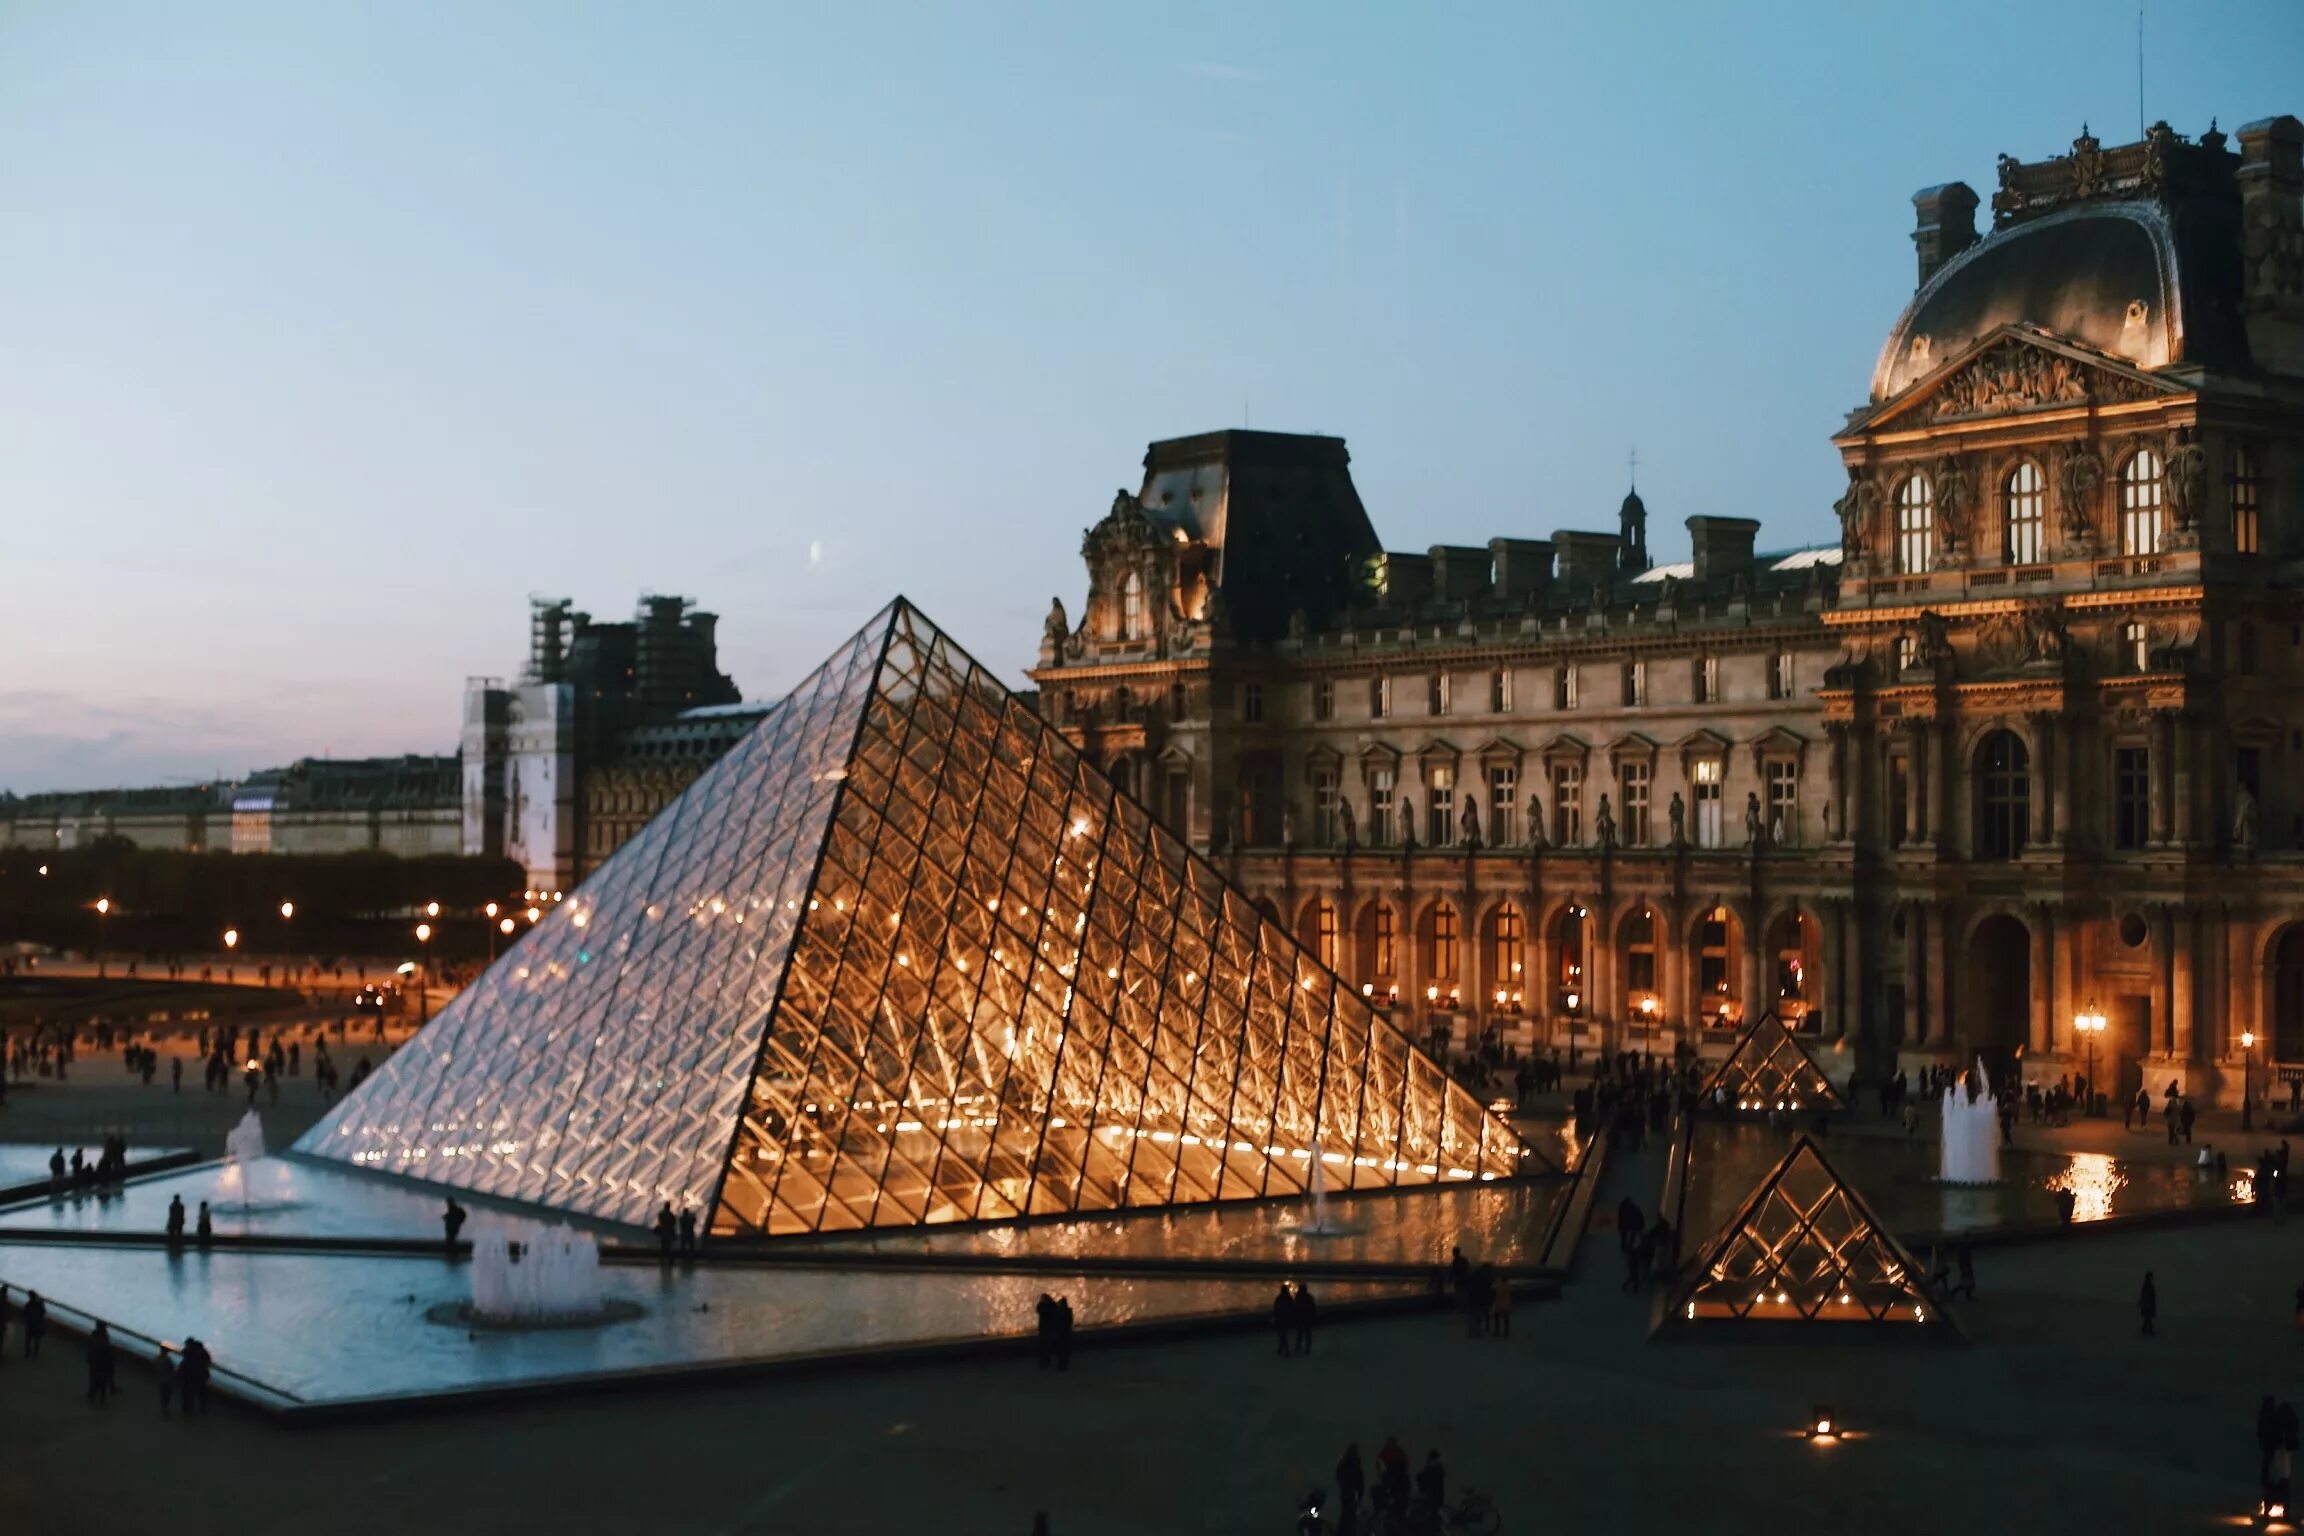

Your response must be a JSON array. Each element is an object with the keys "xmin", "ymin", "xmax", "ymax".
[
  {"xmin": 1668, "ymin": 790, "xmax": 1687, "ymax": 847},
  {"xmin": 1525, "ymin": 795, "xmax": 1547, "ymax": 849},
  {"xmin": 1337, "ymin": 795, "xmax": 1358, "ymax": 851},
  {"xmin": 2234, "ymin": 782, "xmax": 2260, "ymax": 854},
  {"xmin": 1459, "ymin": 799, "xmax": 1481, "ymax": 849},
  {"xmin": 2056, "ymin": 445, "xmax": 2104, "ymax": 547},
  {"xmin": 1933, "ymin": 454, "xmax": 1976, "ymax": 557},
  {"xmin": 1042, "ymin": 596, "xmax": 1069, "ymax": 648},
  {"xmin": 2164, "ymin": 427, "xmax": 2208, "ymax": 535},
  {"xmin": 1594, "ymin": 793, "xmax": 1616, "ymax": 848},
  {"xmin": 1834, "ymin": 473, "xmax": 1880, "ymax": 561},
  {"xmin": 1744, "ymin": 792, "xmax": 1764, "ymax": 849}
]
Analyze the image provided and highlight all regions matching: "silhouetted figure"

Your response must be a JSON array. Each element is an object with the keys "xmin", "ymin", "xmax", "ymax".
[
  {"xmin": 677, "ymin": 1208, "xmax": 698, "ymax": 1257},
  {"xmin": 1416, "ymin": 1450, "xmax": 1446, "ymax": 1511},
  {"xmin": 1335, "ymin": 1443, "xmax": 1366, "ymax": 1528},
  {"xmin": 156, "ymin": 1345, "xmax": 177, "ymax": 1416},
  {"xmin": 1034, "ymin": 1293, "xmax": 1058, "ymax": 1368},
  {"xmin": 180, "ymin": 1337, "xmax": 212, "ymax": 1413},
  {"xmin": 165, "ymin": 1195, "xmax": 186, "ymax": 1244},
  {"xmin": 2139, "ymin": 1271, "xmax": 2158, "ymax": 1335},
  {"xmin": 1292, "ymin": 1283, "xmax": 1317, "ymax": 1354},
  {"xmin": 85, "ymin": 1321, "xmax": 116, "ymax": 1406},
  {"xmin": 1376, "ymin": 1436, "xmax": 1410, "ymax": 1516},
  {"xmin": 195, "ymin": 1201, "xmax": 213, "ymax": 1245},
  {"xmin": 1950, "ymin": 1240, "xmax": 1977, "ymax": 1301},
  {"xmin": 22, "ymin": 1291, "xmax": 46, "ymax": 1358},
  {"xmin": 1053, "ymin": 1296, "xmax": 1073, "ymax": 1370},
  {"xmin": 1449, "ymin": 1245, "xmax": 1470, "ymax": 1296},
  {"xmin": 1273, "ymin": 1283, "xmax": 1294, "ymax": 1357},
  {"xmin": 0, "ymin": 1283, "xmax": 10, "ymax": 1358},
  {"xmin": 443, "ymin": 1197, "xmax": 467, "ymax": 1251},
  {"xmin": 653, "ymin": 1202, "xmax": 677, "ymax": 1261}
]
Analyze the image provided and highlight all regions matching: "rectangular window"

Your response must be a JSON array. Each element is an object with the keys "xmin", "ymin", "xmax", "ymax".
[
  {"xmin": 2121, "ymin": 621, "xmax": 2149, "ymax": 673},
  {"xmin": 2005, "ymin": 461, "xmax": 2047, "ymax": 565},
  {"xmin": 1241, "ymin": 682, "xmax": 1263, "ymax": 723},
  {"xmin": 1490, "ymin": 667, "xmax": 1511, "ymax": 713},
  {"xmin": 1620, "ymin": 761, "xmax": 1651, "ymax": 846},
  {"xmin": 1623, "ymin": 660, "xmax": 1645, "ymax": 707},
  {"xmin": 1311, "ymin": 767, "xmax": 1340, "ymax": 847},
  {"xmin": 1312, "ymin": 678, "xmax": 1334, "ymax": 721},
  {"xmin": 1370, "ymin": 675, "xmax": 1390, "ymax": 719},
  {"xmin": 1367, "ymin": 766, "xmax": 1395, "ymax": 845},
  {"xmin": 1894, "ymin": 634, "xmax": 1917, "ymax": 677},
  {"xmin": 1766, "ymin": 760, "xmax": 1798, "ymax": 847},
  {"xmin": 1372, "ymin": 906, "xmax": 1396, "ymax": 982},
  {"xmin": 1695, "ymin": 656, "xmax": 1718, "ymax": 705},
  {"xmin": 1427, "ymin": 764, "xmax": 1456, "ymax": 846},
  {"xmin": 1552, "ymin": 763, "xmax": 1583, "ymax": 846},
  {"xmin": 1768, "ymin": 652, "xmax": 1793, "ymax": 701},
  {"xmin": 1554, "ymin": 665, "xmax": 1578, "ymax": 710},
  {"xmin": 1693, "ymin": 757, "xmax": 1724, "ymax": 848},
  {"xmin": 2233, "ymin": 444, "xmax": 2262, "ymax": 556},
  {"xmin": 1486, "ymin": 764, "xmax": 1516, "ymax": 847},
  {"xmin": 1429, "ymin": 672, "xmax": 1450, "ymax": 716},
  {"xmin": 1887, "ymin": 755, "xmax": 1910, "ymax": 849}
]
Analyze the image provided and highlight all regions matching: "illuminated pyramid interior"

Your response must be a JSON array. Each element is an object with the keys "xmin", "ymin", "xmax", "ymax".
[
  {"xmin": 297, "ymin": 599, "xmax": 1530, "ymax": 1236},
  {"xmin": 1698, "ymin": 1010, "xmax": 1847, "ymax": 1115},
  {"xmin": 1660, "ymin": 1135, "xmax": 1948, "ymax": 1331}
]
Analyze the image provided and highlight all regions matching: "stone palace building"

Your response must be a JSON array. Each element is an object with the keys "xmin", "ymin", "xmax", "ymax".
[{"xmin": 1030, "ymin": 116, "xmax": 2304, "ymax": 1107}]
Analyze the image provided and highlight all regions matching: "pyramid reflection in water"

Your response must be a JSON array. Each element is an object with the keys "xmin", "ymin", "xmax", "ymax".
[{"xmin": 297, "ymin": 600, "xmax": 1530, "ymax": 1236}]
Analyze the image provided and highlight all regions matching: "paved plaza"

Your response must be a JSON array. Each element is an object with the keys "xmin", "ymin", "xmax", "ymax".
[{"xmin": 0, "ymin": 1118, "xmax": 2291, "ymax": 1534}]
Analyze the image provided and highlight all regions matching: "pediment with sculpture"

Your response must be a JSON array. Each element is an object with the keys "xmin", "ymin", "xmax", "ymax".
[{"xmin": 1850, "ymin": 324, "xmax": 2184, "ymax": 432}]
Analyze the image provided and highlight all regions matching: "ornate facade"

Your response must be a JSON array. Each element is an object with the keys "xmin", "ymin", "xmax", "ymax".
[{"xmin": 1033, "ymin": 115, "xmax": 2304, "ymax": 1108}]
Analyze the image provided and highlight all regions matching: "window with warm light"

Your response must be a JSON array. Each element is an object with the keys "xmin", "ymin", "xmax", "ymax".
[
  {"xmin": 2003, "ymin": 461, "xmax": 2046, "ymax": 565},
  {"xmin": 2232, "ymin": 443, "xmax": 2262, "ymax": 555},
  {"xmin": 1427, "ymin": 902, "xmax": 1460, "ymax": 988},
  {"xmin": 1367, "ymin": 766, "xmax": 1395, "ymax": 845},
  {"xmin": 1427, "ymin": 764, "xmax": 1456, "ymax": 846},
  {"xmin": 1694, "ymin": 655, "xmax": 1719, "ymax": 704},
  {"xmin": 1895, "ymin": 474, "xmax": 1934, "ymax": 574},
  {"xmin": 1119, "ymin": 571, "xmax": 1145, "ymax": 640},
  {"xmin": 1554, "ymin": 665, "xmax": 1578, "ymax": 710},
  {"xmin": 2119, "ymin": 449, "xmax": 2164, "ymax": 556},
  {"xmin": 1693, "ymin": 757, "xmax": 1723, "ymax": 848},
  {"xmin": 1311, "ymin": 900, "xmax": 1338, "ymax": 970},
  {"xmin": 1490, "ymin": 667, "xmax": 1511, "ymax": 713},
  {"xmin": 1370, "ymin": 675, "xmax": 1391, "ymax": 720},
  {"xmin": 1486, "ymin": 763, "xmax": 1517, "ymax": 846},
  {"xmin": 1698, "ymin": 907, "xmax": 1734, "ymax": 1021},
  {"xmin": 1429, "ymin": 671, "xmax": 1450, "ymax": 716},
  {"xmin": 1490, "ymin": 905, "xmax": 1525, "ymax": 1012}
]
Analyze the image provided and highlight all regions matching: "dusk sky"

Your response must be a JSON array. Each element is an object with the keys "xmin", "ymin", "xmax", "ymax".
[{"xmin": 3, "ymin": 1, "xmax": 2296, "ymax": 792}]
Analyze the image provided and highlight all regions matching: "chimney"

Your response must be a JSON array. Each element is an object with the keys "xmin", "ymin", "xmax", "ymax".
[
  {"xmin": 1375, "ymin": 551, "xmax": 1432, "ymax": 608},
  {"xmin": 1429, "ymin": 545, "xmax": 1493, "ymax": 602},
  {"xmin": 1686, "ymin": 516, "xmax": 1761, "ymax": 583},
  {"xmin": 1488, "ymin": 538, "xmax": 1554, "ymax": 601},
  {"xmin": 2238, "ymin": 118, "xmax": 2304, "ymax": 312},
  {"xmin": 1551, "ymin": 530, "xmax": 1623, "ymax": 594},
  {"xmin": 1911, "ymin": 182, "xmax": 1979, "ymax": 287}
]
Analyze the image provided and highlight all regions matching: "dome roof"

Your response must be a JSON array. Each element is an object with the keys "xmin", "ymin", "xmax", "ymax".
[{"xmin": 1872, "ymin": 199, "xmax": 2247, "ymax": 401}]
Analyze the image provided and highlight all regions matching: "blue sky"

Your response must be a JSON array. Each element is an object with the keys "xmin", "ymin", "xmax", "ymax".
[{"xmin": 1, "ymin": 0, "xmax": 2296, "ymax": 791}]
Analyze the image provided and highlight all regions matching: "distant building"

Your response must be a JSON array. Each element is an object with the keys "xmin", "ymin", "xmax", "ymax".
[
  {"xmin": 461, "ymin": 594, "xmax": 756, "ymax": 891},
  {"xmin": 0, "ymin": 782, "xmax": 235, "ymax": 852},
  {"xmin": 0, "ymin": 757, "xmax": 460, "ymax": 857},
  {"xmin": 1031, "ymin": 116, "xmax": 2304, "ymax": 1108}
]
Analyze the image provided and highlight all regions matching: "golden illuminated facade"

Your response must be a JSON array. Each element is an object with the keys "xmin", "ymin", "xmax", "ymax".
[
  {"xmin": 300, "ymin": 600, "xmax": 1527, "ymax": 1235},
  {"xmin": 1033, "ymin": 116, "xmax": 2304, "ymax": 1108}
]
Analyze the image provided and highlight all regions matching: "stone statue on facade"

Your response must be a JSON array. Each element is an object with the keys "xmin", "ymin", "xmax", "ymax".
[
  {"xmin": 1525, "ymin": 795, "xmax": 1547, "ymax": 848},
  {"xmin": 2234, "ymin": 782, "xmax": 2260, "ymax": 854},
  {"xmin": 1042, "ymin": 596, "xmax": 1069, "ymax": 648},
  {"xmin": 1398, "ymin": 798, "xmax": 1417, "ymax": 850},
  {"xmin": 1668, "ymin": 791, "xmax": 1687, "ymax": 847},
  {"xmin": 1745, "ymin": 791, "xmax": 1764, "ymax": 849},
  {"xmin": 1933, "ymin": 454, "xmax": 1976, "ymax": 558},
  {"xmin": 1338, "ymin": 795, "xmax": 1358, "ymax": 850},
  {"xmin": 2057, "ymin": 445, "xmax": 2104, "ymax": 546},
  {"xmin": 2165, "ymin": 427, "xmax": 2209, "ymax": 535},
  {"xmin": 1594, "ymin": 793, "xmax": 1616, "ymax": 848},
  {"xmin": 1460, "ymin": 799, "xmax": 1481, "ymax": 848},
  {"xmin": 1834, "ymin": 473, "xmax": 1880, "ymax": 561},
  {"xmin": 1281, "ymin": 801, "xmax": 1298, "ymax": 849}
]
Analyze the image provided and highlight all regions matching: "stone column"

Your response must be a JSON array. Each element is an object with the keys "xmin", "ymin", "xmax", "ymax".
[
  {"xmin": 1907, "ymin": 722, "xmax": 1931, "ymax": 847},
  {"xmin": 2028, "ymin": 712, "xmax": 2057, "ymax": 847},
  {"xmin": 1934, "ymin": 718, "xmax": 1958, "ymax": 854},
  {"xmin": 1826, "ymin": 723, "xmax": 1851, "ymax": 844},
  {"xmin": 1661, "ymin": 902, "xmax": 1688, "ymax": 1040},
  {"xmin": 2032, "ymin": 905, "xmax": 2057, "ymax": 1053},
  {"xmin": 1927, "ymin": 901, "xmax": 1951, "ymax": 1055},
  {"xmin": 2153, "ymin": 713, "xmax": 2177, "ymax": 846},
  {"xmin": 1741, "ymin": 901, "xmax": 1766, "ymax": 1028},
  {"xmin": 2151, "ymin": 904, "xmax": 2176, "ymax": 1056},
  {"xmin": 2173, "ymin": 713, "xmax": 2198, "ymax": 849},
  {"xmin": 2172, "ymin": 903, "xmax": 2198, "ymax": 1062},
  {"xmin": 1825, "ymin": 898, "xmax": 1850, "ymax": 1040},
  {"xmin": 1904, "ymin": 904, "xmax": 1927, "ymax": 1050}
]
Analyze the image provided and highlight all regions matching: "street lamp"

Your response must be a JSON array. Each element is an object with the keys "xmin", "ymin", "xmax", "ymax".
[
  {"xmin": 2075, "ymin": 1003, "xmax": 2107, "ymax": 1118},
  {"xmin": 93, "ymin": 897, "xmax": 111, "ymax": 978},
  {"xmin": 414, "ymin": 922, "xmax": 433, "ymax": 1027},
  {"xmin": 2243, "ymin": 1029, "xmax": 2259, "ymax": 1132},
  {"xmin": 223, "ymin": 928, "xmax": 239, "ymax": 951},
  {"xmin": 279, "ymin": 901, "xmax": 294, "ymax": 920}
]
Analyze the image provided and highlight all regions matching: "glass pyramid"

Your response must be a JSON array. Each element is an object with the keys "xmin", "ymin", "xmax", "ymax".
[
  {"xmin": 297, "ymin": 599, "xmax": 1530, "ymax": 1234},
  {"xmin": 1660, "ymin": 1136, "xmax": 1948, "ymax": 1331},
  {"xmin": 1698, "ymin": 1011, "xmax": 1847, "ymax": 1115}
]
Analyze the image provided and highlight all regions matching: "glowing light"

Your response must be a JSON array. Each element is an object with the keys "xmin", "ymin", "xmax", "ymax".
[
  {"xmin": 278, "ymin": 901, "xmax": 295, "ymax": 920},
  {"xmin": 415, "ymin": 923, "xmax": 432, "ymax": 942},
  {"xmin": 222, "ymin": 929, "xmax": 238, "ymax": 949},
  {"xmin": 425, "ymin": 902, "xmax": 440, "ymax": 918},
  {"xmin": 500, "ymin": 918, "xmax": 516, "ymax": 935},
  {"xmin": 94, "ymin": 898, "xmax": 110, "ymax": 915}
]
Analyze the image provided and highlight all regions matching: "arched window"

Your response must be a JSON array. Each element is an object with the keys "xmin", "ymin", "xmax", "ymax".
[
  {"xmin": 1119, "ymin": 571, "xmax": 1145, "ymax": 640},
  {"xmin": 2003, "ymin": 461, "xmax": 2045, "ymax": 565},
  {"xmin": 1895, "ymin": 475, "xmax": 1934, "ymax": 574},
  {"xmin": 1489, "ymin": 905, "xmax": 1525, "ymax": 1011},
  {"xmin": 1356, "ymin": 902, "xmax": 1398, "ymax": 1004},
  {"xmin": 1425, "ymin": 902, "xmax": 1460, "ymax": 998},
  {"xmin": 1975, "ymin": 730, "xmax": 2030, "ymax": 860},
  {"xmin": 2119, "ymin": 450, "xmax": 2164, "ymax": 556},
  {"xmin": 1554, "ymin": 905, "xmax": 1588, "ymax": 1016}
]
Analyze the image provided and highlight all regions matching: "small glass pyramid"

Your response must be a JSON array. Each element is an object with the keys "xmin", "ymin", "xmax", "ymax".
[
  {"xmin": 1660, "ymin": 1135, "xmax": 1949, "ymax": 1330},
  {"xmin": 1698, "ymin": 1010, "xmax": 1847, "ymax": 1115},
  {"xmin": 296, "ymin": 599, "xmax": 1531, "ymax": 1234}
]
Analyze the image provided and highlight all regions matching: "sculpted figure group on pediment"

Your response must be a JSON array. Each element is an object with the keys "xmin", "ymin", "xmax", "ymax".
[{"xmin": 1924, "ymin": 339, "xmax": 2157, "ymax": 423}]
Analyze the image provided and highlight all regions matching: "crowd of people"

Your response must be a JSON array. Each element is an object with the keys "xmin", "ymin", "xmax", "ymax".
[
  {"xmin": 0, "ymin": 1284, "xmax": 214, "ymax": 1416},
  {"xmin": 1313, "ymin": 1437, "xmax": 1462, "ymax": 1535}
]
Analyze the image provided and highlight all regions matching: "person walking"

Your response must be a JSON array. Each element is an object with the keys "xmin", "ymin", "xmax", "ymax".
[
  {"xmin": 1950, "ymin": 1240, "xmax": 1978, "ymax": 1301},
  {"xmin": 653, "ymin": 1202, "xmax": 676, "ymax": 1262},
  {"xmin": 1052, "ymin": 1296, "xmax": 1073, "ymax": 1371},
  {"xmin": 195, "ymin": 1201, "xmax": 212, "ymax": 1245},
  {"xmin": 84, "ymin": 1321, "xmax": 116, "ymax": 1406},
  {"xmin": 1292, "ymin": 1282, "xmax": 1316, "ymax": 1355},
  {"xmin": 1273, "ymin": 1283, "xmax": 1295, "ymax": 1357},
  {"xmin": 1415, "ymin": 1450, "xmax": 1447, "ymax": 1512},
  {"xmin": 2180, "ymin": 1098, "xmax": 2198, "ymax": 1145},
  {"xmin": 22, "ymin": 1290, "xmax": 46, "ymax": 1358},
  {"xmin": 2139, "ymin": 1270, "xmax": 2158, "ymax": 1336},
  {"xmin": 166, "ymin": 1195, "xmax": 186, "ymax": 1245},
  {"xmin": 155, "ymin": 1345, "xmax": 178, "ymax": 1416},
  {"xmin": 181, "ymin": 1337, "xmax": 212, "ymax": 1413},
  {"xmin": 1448, "ymin": 1245, "xmax": 1471, "ymax": 1297},
  {"xmin": 677, "ymin": 1207, "xmax": 697, "ymax": 1257},
  {"xmin": 442, "ymin": 1197, "xmax": 467, "ymax": 1252},
  {"xmin": 1033, "ymin": 1293, "xmax": 1058, "ymax": 1368},
  {"xmin": 1335, "ymin": 1443, "xmax": 1366, "ymax": 1533}
]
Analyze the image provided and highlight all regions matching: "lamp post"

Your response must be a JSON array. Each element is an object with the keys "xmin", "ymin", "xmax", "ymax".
[
  {"xmin": 2243, "ymin": 1029, "xmax": 2259, "ymax": 1132},
  {"xmin": 94, "ymin": 897, "xmax": 110, "ymax": 978},
  {"xmin": 414, "ymin": 922, "xmax": 432, "ymax": 1027},
  {"xmin": 2075, "ymin": 1003, "xmax": 2107, "ymax": 1118},
  {"xmin": 485, "ymin": 902, "xmax": 500, "ymax": 962}
]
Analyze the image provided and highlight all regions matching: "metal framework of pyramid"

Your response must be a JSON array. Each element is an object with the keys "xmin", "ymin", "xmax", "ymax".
[
  {"xmin": 297, "ymin": 599, "xmax": 1530, "ymax": 1236},
  {"xmin": 1657, "ymin": 1135, "xmax": 1950, "ymax": 1333},
  {"xmin": 1698, "ymin": 1010, "xmax": 1847, "ymax": 1114}
]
